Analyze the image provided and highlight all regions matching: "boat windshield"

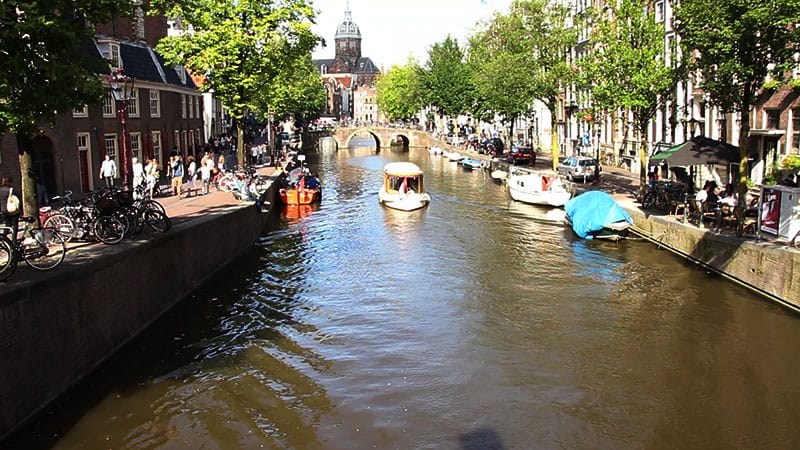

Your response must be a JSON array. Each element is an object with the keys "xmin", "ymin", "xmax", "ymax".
[{"xmin": 387, "ymin": 175, "xmax": 422, "ymax": 193}]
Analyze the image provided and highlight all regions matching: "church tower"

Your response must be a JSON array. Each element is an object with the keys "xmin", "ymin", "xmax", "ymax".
[{"xmin": 333, "ymin": 3, "xmax": 362, "ymax": 74}]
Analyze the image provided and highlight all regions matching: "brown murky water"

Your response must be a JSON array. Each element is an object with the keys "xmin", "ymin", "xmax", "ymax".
[{"xmin": 7, "ymin": 145, "xmax": 800, "ymax": 449}]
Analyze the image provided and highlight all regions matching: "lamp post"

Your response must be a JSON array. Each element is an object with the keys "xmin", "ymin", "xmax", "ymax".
[{"xmin": 106, "ymin": 68, "xmax": 136, "ymax": 186}]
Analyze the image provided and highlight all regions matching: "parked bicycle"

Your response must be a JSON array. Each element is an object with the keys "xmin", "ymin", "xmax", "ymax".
[
  {"xmin": 0, "ymin": 216, "xmax": 66, "ymax": 281},
  {"xmin": 42, "ymin": 190, "xmax": 126, "ymax": 245},
  {"xmin": 641, "ymin": 180, "xmax": 687, "ymax": 213}
]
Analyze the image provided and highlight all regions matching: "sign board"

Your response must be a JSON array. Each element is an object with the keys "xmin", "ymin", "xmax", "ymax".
[
  {"xmin": 760, "ymin": 187, "xmax": 781, "ymax": 235},
  {"xmin": 297, "ymin": 154, "xmax": 306, "ymax": 162}
]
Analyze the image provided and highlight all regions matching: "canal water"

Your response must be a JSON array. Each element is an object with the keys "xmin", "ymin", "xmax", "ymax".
[{"xmin": 8, "ymin": 145, "xmax": 800, "ymax": 449}]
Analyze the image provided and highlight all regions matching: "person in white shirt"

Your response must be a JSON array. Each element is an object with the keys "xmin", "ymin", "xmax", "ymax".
[
  {"xmin": 98, "ymin": 154, "xmax": 117, "ymax": 187},
  {"xmin": 132, "ymin": 157, "xmax": 144, "ymax": 197}
]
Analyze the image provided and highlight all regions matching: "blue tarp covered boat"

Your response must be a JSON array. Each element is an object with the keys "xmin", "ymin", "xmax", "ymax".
[{"xmin": 564, "ymin": 190, "xmax": 633, "ymax": 240}]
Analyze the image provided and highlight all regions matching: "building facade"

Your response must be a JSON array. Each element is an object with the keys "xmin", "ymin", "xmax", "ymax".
[
  {"xmin": 0, "ymin": 8, "xmax": 204, "ymax": 197},
  {"xmin": 313, "ymin": 5, "xmax": 381, "ymax": 122}
]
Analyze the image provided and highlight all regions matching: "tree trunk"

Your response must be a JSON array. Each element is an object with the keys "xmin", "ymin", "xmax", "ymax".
[
  {"xmin": 639, "ymin": 128, "xmax": 648, "ymax": 201},
  {"xmin": 736, "ymin": 107, "xmax": 751, "ymax": 237},
  {"xmin": 15, "ymin": 134, "xmax": 39, "ymax": 223},
  {"xmin": 551, "ymin": 113, "xmax": 559, "ymax": 172}
]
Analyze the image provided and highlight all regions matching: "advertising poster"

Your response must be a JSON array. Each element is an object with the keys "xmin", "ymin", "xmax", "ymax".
[{"xmin": 760, "ymin": 188, "xmax": 781, "ymax": 235}]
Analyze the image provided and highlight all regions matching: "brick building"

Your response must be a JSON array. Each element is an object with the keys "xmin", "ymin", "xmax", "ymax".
[
  {"xmin": 313, "ymin": 5, "xmax": 381, "ymax": 121},
  {"xmin": 0, "ymin": 6, "xmax": 204, "ymax": 196}
]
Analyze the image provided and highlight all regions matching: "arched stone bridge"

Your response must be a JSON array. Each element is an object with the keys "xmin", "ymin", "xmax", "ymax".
[{"xmin": 331, "ymin": 127, "xmax": 436, "ymax": 149}]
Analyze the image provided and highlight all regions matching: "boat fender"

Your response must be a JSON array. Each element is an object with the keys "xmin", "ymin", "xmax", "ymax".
[{"xmin": 542, "ymin": 176, "xmax": 551, "ymax": 191}]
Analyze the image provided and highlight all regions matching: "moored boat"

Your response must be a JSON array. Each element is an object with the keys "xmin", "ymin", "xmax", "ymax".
[
  {"xmin": 279, "ymin": 167, "xmax": 322, "ymax": 205},
  {"xmin": 459, "ymin": 157, "xmax": 484, "ymax": 170},
  {"xmin": 564, "ymin": 190, "xmax": 632, "ymax": 240},
  {"xmin": 444, "ymin": 151, "xmax": 464, "ymax": 162},
  {"xmin": 508, "ymin": 169, "xmax": 572, "ymax": 207},
  {"xmin": 378, "ymin": 162, "xmax": 431, "ymax": 211}
]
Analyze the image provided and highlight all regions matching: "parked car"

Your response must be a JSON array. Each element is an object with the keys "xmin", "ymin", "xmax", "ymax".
[
  {"xmin": 479, "ymin": 137, "xmax": 504, "ymax": 156},
  {"xmin": 506, "ymin": 146, "xmax": 536, "ymax": 165},
  {"xmin": 557, "ymin": 156, "xmax": 602, "ymax": 182}
]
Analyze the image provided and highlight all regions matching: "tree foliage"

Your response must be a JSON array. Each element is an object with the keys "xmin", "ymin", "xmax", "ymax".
[
  {"xmin": 580, "ymin": 0, "xmax": 679, "ymax": 194},
  {"xmin": 469, "ymin": 0, "xmax": 577, "ymax": 170},
  {"xmin": 254, "ymin": 55, "xmax": 326, "ymax": 122},
  {"xmin": 675, "ymin": 0, "xmax": 800, "ymax": 226},
  {"xmin": 152, "ymin": 0, "xmax": 320, "ymax": 161},
  {"xmin": 0, "ymin": 0, "xmax": 134, "ymax": 215},
  {"xmin": 420, "ymin": 35, "xmax": 473, "ymax": 117},
  {"xmin": 376, "ymin": 59, "xmax": 424, "ymax": 121}
]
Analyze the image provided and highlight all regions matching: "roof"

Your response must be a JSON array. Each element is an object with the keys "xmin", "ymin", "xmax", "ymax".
[
  {"xmin": 384, "ymin": 162, "xmax": 424, "ymax": 176},
  {"xmin": 95, "ymin": 38, "xmax": 197, "ymax": 89}
]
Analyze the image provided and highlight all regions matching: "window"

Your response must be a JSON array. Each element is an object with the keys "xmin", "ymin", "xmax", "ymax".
[
  {"xmin": 127, "ymin": 88, "xmax": 139, "ymax": 117},
  {"xmin": 77, "ymin": 133, "xmax": 91, "ymax": 190},
  {"xmin": 767, "ymin": 110, "xmax": 780, "ymax": 129},
  {"xmin": 130, "ymin": 132, "xmax": 141, "ymax": 160},
  {"xmin": 174, "ymin": 130, "xmax": 181, "ymax": 152},
  {"xmin": 196, "ymin": 96, "xmax": 201, "ymax": 119},
  {"xmin": 792, "ymin": 109, "xmax": 800, "ymax": 151},
  {"xmin": 654, "ymin": 1, "xmax": 664, "ymax": 22},
  {"xmin": 104, "ymin": 134, "xmax": 119, "ymax": 175},
  {"xmin": 103, "ymin": 93, "xmax": 115, "ymax": 117},
  {"xmin": 181, "ymin": 94, "xmax": 186, "ymax": 118},
  {"xmin": 101, "ymin": 42, "xmax": 122, "ymax": 69},
  {"xmin": 152, "ymin": 131, "xmax": 162, "ymax": 163},
  {"xmin": 149, "ymin": 90, "xmax": 160, "ymax": 117},
  {"xmin": 188, "ymin": 96, "xmax": 194, "ymax": 119},
  {"xmin": 73, "ymin": 105, "xmax": 88, "ymax": 117}
]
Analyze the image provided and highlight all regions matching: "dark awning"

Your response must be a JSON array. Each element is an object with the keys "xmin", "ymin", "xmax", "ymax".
[{"xmin": 649, "ymin": 136, "xmax": 741, "ymax": 167}]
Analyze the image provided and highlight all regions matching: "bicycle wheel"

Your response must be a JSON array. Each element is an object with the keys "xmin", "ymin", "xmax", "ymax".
[
  {"xmin": 143, "ymin": 200, "xmax": 166, "ymax": 216},
  {"xmin": 24, "ymin": 228, "xmax": 66, "ymax": 270},
  {"xmin": 93, "ymin": 215, "xmax": 125, "ymax": 245},
  {"xmin": 43, "ymin": 213, "xmax": 77, "ymax": 243},
  {"xmin": 642, "ymin": 191, "xmax": 656, "ymax": 209},
  {"xmin": 218, "ymin": 175, "xmax": 235, "ymax": 192},
  {"xmin": 144, "ymin": 209, "xmax": 172, "ymax": 233},
  {"xmin": 0, "ymin": 236, "xmax": 17, "ymax": 281}
]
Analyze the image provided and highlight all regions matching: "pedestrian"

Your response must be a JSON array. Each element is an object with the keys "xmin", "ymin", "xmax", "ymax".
[
  {"xmin": 199, "ymin": 156, "xmax": 212, "ymax": 195},
  {"xmin": 251, "ymin": 144, "xmax": 259, "ymax": 167},
  {"xmin": 170, "ymin": 155, "xmax": 184, "ymax": 197},
  {"xmin": 0, "ymin": 177, "xmax": 20, "ymax": 244},
  {"xmin": 186, "ymin": 155, "xmax": 197, "ymax": 195},
  {"xmin": 217, "ymin": 154, "xmax": 226, "ymax": 174},
  {"xmin": 132, "ymin": 156, "xmax": 144, "ymax": 197},
  {"xmin": 98, "ymin": 154, "xmax": 117, "ymax": 187}
]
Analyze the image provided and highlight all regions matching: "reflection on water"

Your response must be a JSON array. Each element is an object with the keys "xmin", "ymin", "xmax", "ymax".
[{"xmin": 8, "ymin": 146, "xmax": 800, "ymax": 449}]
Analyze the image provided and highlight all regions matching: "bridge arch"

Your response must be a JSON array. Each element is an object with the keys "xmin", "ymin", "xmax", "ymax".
[{"xmin": 330, "ymin": 127, "xmax": 433, "ymax": 150}]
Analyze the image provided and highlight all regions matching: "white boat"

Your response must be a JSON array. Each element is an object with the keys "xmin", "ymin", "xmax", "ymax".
[
  {"xmin": 490, "ymin": 169, "xmax": 509, "ymax": 182},
  {"xmin": 429, "ymin": 145, "xmax": 443, "ymax": 155},
  {"xmin": 508, "ymin": 170, "xmax": 572, "ymax": 207},
  {"xmin": 444, "ymin": 151, "xmax": 464, "ymax": 162},
  {"xmin": 378, "ymin": 162, "xmax": 431, "ymax": 211}
]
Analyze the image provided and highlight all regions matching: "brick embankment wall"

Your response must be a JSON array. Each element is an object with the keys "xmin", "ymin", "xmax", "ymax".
[
  {"xmin": 0, "ymin": 182, "xmax": 280, "ymax": 440},
  {"xmin": 626, "ymin": 206, "xmax": 800, "ymax": 311}
]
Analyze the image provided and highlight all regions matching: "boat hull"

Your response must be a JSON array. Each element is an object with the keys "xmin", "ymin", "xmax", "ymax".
[
  {"xmin": 508, "ymin": 173, "xmax": 572, "ymax": 207},
  {"xmin": 279, "ymin": 187, "xmax": 321, "ymax": 205},
  {"xmin": 378, "ymin": 187, "xmax": 430, "ymax": 211}
]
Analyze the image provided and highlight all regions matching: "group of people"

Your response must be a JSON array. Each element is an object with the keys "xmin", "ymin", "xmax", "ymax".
[
  {"xmin": 695, "ymin": 180, "xmax": 739, "ymax": 213},
  {"xmin": 167, "ymin": 151, "xmax": 227, "ymax": 197}
]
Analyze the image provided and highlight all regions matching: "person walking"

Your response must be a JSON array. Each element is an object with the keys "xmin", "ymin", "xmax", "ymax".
[
  {"xmin": 98, "ymin": 154, "xmax": 117, "ymax": 187},
  {"xmin": 0, "ymin": 177, "xmax": 20, "ymax": 244},
  {"xmin": 132, "ymin": 156, "xmax": 145, "ymax": 197},
  {"xmin": 186, "ymin": 155, "xmax": 198, "ymax": 195},
  {"xmin": 199, "ymin": 155, "xmax": 212, "ymax": 195},
  {"xmin": 169, "ymin": 155, "xmax": 184, "ymax": 197}
]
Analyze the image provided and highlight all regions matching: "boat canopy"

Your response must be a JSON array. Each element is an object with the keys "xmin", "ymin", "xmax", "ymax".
[{"xmin": 383, "ymin": 162, "xmax": 424, "ymax": 177}]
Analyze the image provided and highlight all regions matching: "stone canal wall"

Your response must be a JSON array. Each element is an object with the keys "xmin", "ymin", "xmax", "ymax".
[
  {"xmin": 627, "ymin": 207, "xmax": 800, "ymax": 311},
  {"xmin": 0, "ymin": 182, "xmax": 280, "ymax": 440}
]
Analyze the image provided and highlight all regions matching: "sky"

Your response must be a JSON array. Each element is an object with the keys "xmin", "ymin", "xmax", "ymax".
[{"xmin": 310, "ymin": 0, "xmax": 514, "ymax": 70}]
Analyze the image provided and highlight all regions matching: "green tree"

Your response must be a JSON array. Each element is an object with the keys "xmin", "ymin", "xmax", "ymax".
[
  {"xmin": 0, "ymin": 0, "xmax": 133, "ymax": 214},
  {"xmin": 420, "ymin": 35, "xmax": 473, "ymax": 118},
  {"xmin": 581, "ymin": 0, "xmax": 680, "ymax": 197},
  {"xmin": 675, "ymin": 0, "xmax": 800, "ymax": 226},
  {"xmin": 376, "ymin": 59, "xmax": 424, "ymax": 121},
  {"xmin": 152, "ymin": 0, "xmax": 319, "ymax": 166},
  {"xmin": 469, "ymin": 0, "xmax": 578, "ymax": 170},
  {"xmin": 255, "ymin": 55, "xmax": 326, "ymax": 122}
]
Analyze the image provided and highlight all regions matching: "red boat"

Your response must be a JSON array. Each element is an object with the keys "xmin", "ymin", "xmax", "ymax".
[{"xmin": 279, "ymin": 168, "xmax": 321, "ymax": 205}]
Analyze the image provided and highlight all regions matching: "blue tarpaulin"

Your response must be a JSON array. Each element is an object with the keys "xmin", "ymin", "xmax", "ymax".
[{"xmin": 564, "ymin": 190, "xmax": 633, "ymax": 239}]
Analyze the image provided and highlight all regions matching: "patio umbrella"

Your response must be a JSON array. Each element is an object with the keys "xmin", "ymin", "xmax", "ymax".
[{"xmin": 650, "ymin": 136, "xmax": 740, "ymax": 167}]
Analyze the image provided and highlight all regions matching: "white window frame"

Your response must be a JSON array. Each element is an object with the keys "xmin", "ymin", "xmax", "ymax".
[
  {"xmin": 130, "ymin": 132, "xmax": 142, "ymax": 160},
  {"xmin": 174, "ymin": 130, "xmax": 181, "ymax": 152},
  {"xmin": 149, "ymin": 90, "xmax": 161, "ymax": 117},
  {"xmin": 127, "ymin": 88, "xmax": 139, "ymax": 117},
  {"xmin": 152, "ymin": 131, "xmax": 162, "ymax": 163},
  {"xmin": 181, "ymin": 94, "xmax": 187, "ymax": 119},
  {"xmin": 654, "ymin": 1, "xmax": 665, "ymax": 22},
  {"xmin": 195, "ymin": 96, "xmax": 201, "ymax": 119},
  {"xmin": 103, "ymin": 93, "xmax": 115, "ymax": 117},
  {"xmin": 104, "ymin": 134, "xmax": 120, "ymax": 177},
  {"xmin": 73, "ymin": 105, "xmax": 88, "ymax": 117},
  {"xmin": 189, "ymin": 95, "xmax": 194, "ymax": 119}
]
